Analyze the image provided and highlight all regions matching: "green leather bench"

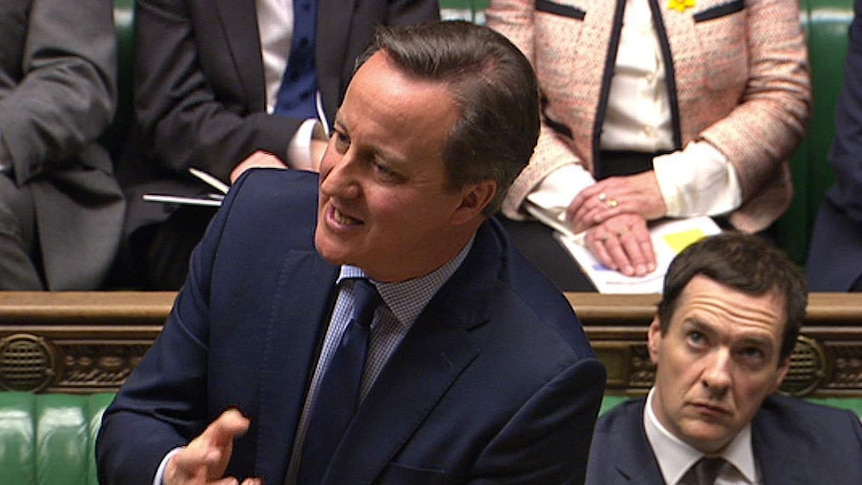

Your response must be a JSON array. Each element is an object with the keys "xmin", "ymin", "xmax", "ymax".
[
  {"xmin": 0, "ymin": 392, "xmax": 114, "ymax": 485},
  {"xmin": 0, "ymin": 391, "xmax": 858, "ymax": 485}
]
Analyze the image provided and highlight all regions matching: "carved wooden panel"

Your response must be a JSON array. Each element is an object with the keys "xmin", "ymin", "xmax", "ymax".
[{"xmin": 1, "ymin": 292, "xmax": 861, "ymax": 397}]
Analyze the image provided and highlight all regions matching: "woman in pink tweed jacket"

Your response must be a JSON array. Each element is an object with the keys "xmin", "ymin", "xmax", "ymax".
[{"xmin": 487, "ymin": 0, "xmax": 811, "ymax": 287}]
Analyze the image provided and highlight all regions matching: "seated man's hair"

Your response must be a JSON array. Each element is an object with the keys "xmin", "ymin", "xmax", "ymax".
[
  {"xmin": 357, "ymin": 20, "xmax": 540, "ymax": 217},
  {"xmin": 657, "ymin": 232, "xmax": 808, "ymax": 361}
]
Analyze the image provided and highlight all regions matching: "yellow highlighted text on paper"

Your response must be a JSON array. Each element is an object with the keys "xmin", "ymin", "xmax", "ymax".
[{"xmin": 664, "ymin": 229, "xmax": 707, "ymax": 254}]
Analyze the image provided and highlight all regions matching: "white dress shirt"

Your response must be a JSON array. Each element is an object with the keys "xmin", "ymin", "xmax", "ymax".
[{"xmin": 644, "ymin": 389, "xmax": 761, "ymax": 485}]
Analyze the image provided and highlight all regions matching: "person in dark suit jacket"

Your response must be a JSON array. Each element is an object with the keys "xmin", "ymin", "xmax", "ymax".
[
  {"xmin": 0, "ymin": 0, "xmax": 125, "ymax": 290},
  {"xmin": 98, "ymin": 21, "xmax": 607, "ymax": 485},
  {"xmin": 807, "ymin": 0, "xmax": 862, "ymax": 292},
  {"xmin": 586, "ymin": 233, "xmax": 862, "ymax": 485},
  {"xmin": 117, "ymin": 0, "xmax": 440, "ymax": 289}
]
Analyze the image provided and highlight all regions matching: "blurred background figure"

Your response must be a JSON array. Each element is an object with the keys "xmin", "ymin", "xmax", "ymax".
[
  {"xmin": 0, "ymin": 0, "xmax": 124, "ymax": 290},
  {"xmin": 486, "ymin": 0, "xmax": 811, "ymax": 291}
]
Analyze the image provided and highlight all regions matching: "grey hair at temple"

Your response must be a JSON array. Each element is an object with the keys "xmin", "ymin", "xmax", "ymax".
[{"xmin": 356, "ymin": 20, "xmax": 540, "ymax": 217}]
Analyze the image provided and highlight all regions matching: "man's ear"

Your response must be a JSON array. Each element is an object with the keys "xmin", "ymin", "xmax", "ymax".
[
  {"xmin": 647, "ymin": 316, "xmax": 662, "ymax": 365},
  {"xmin": 770, "ymin": 357, "xmax": 791, "ymax": 393},
  {"xmin": 450, "ymin": 180, "xmax": 497, "ymax": 225}
]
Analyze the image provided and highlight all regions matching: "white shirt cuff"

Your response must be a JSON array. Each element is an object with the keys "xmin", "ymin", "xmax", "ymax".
[
  {"xmin": 652, "ymin": 141, "xmax": 742, "ymax": 217},
  {"xmin": 525, "ymin": 163, "xmax": 596, "ymax": 218},
  {"xmin": 153, "ymin": 447, "xmax": 183, "ymax": 485},
  {"xmin": 287, "ymin": 118, "xmax": 323, "ymax": 171}
]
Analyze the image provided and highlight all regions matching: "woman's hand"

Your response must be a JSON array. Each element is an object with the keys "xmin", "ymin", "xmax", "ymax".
[
  {"xmin": 567, "ymin": 171, "xmax": 667, "ymax": 234},
  {"xmin": 584, "ymin": 213, "xmax": 656, "ymax": 277}
]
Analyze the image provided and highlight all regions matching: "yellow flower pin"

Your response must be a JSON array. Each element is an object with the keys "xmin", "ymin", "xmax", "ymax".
[{"xmin": 668, "ymin": 0, "xmax": 695, "ymax": 13}]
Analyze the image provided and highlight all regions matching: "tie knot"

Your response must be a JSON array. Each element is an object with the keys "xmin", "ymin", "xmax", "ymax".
[
  {"xmin": 690, "ymin": 456, "xmax": 726, "ymax": 485},
  {"xmin": 351, "ymin": 278, "xmax": 381, "ymax": 327}
]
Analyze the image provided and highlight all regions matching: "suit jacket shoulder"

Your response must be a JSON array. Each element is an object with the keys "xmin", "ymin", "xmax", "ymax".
[
  {"xmin": 754, "ymin": 395, "xmax": 862, "ymax": 485},
  {"xmin": 587, "ymin": 394, "xmax": 862, "ymax": 485},
  {"xmin": 586, "ymin": 398, "xmax": 664, "ymax": 485}
]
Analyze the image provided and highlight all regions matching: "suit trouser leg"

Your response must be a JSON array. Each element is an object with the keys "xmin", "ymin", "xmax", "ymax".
[
  {"xmin": 496, "ymin": 215, "xmax": 596, "ymax": 292},
  {"xmin": 139, "ymin": 205, "xmax": 215, "ymax": 290},
  {"xmin": 0, "ymin": 175, "xmax": 43, "ymax": 289}
]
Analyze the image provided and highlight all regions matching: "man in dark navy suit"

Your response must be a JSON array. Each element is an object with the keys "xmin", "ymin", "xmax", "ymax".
[
  {"xmin": 98, "ymin": 21, "xmax": 606, "ymax": 485},
  {"xmin": 587, "ymin": 233, "xmax": 862, "ymax": 485},
  {"xmin": 807, "ymin": 0, "xmax": 862, "ymax": 292}
]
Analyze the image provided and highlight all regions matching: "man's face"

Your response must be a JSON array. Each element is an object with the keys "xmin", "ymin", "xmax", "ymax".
[
  {"xmin": 314, "ymin": 51, "xmax": 491, "ymax": 282},
  {"xmin": 648, "ymin": 275, "xmax": 790, "ymax": 453}
]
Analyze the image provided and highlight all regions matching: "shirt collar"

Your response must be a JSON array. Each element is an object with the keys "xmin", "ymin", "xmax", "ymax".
[
  {"xmin": 644, "ymin": 388, "xmax": 758, "ymax": 484},
  {"xmin": 337, "ymin": 236, "xmax": 474, "ymax": 327}
]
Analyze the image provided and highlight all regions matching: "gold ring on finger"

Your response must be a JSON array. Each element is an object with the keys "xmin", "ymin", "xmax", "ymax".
[{"xmin": 607, "ymin": 199, "xmax": 619, "ymax": 208}]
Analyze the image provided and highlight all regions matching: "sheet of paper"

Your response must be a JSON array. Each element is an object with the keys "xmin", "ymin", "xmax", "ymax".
[
  {"xmin": 188, "ymin": 167, "xmax": 229, "ymax": 194},
  {"xmin": 556, "ymin": 216, "xmax": 722, "ymax": 294},
  {"xmin": 142, "ymin": 193, "xmax": 223, "ymax": 207},
  {"xmin": 142, "ymin": 168, "xmax": 229, "ymax": 208}
]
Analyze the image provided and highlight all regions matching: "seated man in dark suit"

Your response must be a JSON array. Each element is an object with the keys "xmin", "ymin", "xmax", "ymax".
[
  {"xmin": 587, "ymin": 232, "xmax": 862, "ymax": 485},
  {"xmin": 97, "ymin": 21, "xmax": 606, "ymax": 485},
  {"xmin": 0, "ymin": 0, "xmax": 124, "ymax": 289}
]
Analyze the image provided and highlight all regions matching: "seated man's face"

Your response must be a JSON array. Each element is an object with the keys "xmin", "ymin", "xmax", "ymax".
[
  {"xmin": 647, "ymin": 275, "xmax": 790, "ymax": 453},
  {"xmin": 314, "ymin": 51, "xmax": 483, "ymax": 282}
]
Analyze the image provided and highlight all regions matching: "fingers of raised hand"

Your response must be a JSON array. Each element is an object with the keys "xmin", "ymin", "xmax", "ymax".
[
  {"xmin": 166, "ymin": 410, "xmax": 251, "ymax": 485},
  {"xmin": 206, "ymin": 409, "xmax": 251, "ymax": 444}
]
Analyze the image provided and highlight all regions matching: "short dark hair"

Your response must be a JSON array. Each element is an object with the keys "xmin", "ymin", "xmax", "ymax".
[
  {"xmin": 356, "ymin": 21, "xmax": 540, "ymax": 216},
  {"xmin": 657, "ymin": 232, "xmax": 808, "ymax": 361}
]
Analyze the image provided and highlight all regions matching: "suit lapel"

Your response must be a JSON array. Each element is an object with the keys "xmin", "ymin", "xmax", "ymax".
[
  {"xmin": 253, "ymin": 250, "xmax": 339, "ymax": 480},
  {"xmin": 213, "ymin": 0, "xmax": 267, "ymax": 111},
  {"xmin": 324, "ymin": 305, "xmax": 482, "ymax": 484},
  {"xmin": 753, "ymin": 401, "xmax": 812, "ymax": 485},
  {"xmin": 320, "ymin": 223, "xmax": 503, "ymax": 484},
  {"xmin": 613, "ymin": 400, "xmax": 666, "ymax": 484}
]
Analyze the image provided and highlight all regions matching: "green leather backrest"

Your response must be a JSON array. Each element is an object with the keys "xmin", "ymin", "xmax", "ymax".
[
  {"xmin": 0, "ymin": 392, "xmax": 114, "ymax": 485},
  {"xmin": 101, "ymin": 0, "xmax": 136, "ymax": 160},
  {"xmin": 440, "ymin": 0, "xmax": 490, "ymax": 23},
  {"xmin": 778, "ymin": 0, "xmax": 854, "ymax": 263}
]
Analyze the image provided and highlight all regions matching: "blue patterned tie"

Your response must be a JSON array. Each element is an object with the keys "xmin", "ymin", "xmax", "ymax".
[
  {"xmin": 297, "ymin": 278, "xmax": 381, "ymax": 484},
  {"xmin": 273, "ymin": 0, "xmax": 319, "ymax": 119}
]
